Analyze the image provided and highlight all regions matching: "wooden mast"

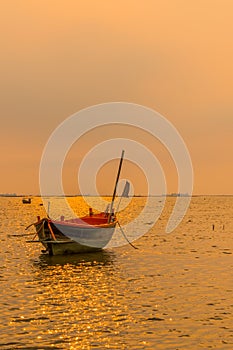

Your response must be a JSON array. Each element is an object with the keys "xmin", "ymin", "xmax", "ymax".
[{"xmin": 108, "ymin": 150, "xmax": 125, "ymax": 222}]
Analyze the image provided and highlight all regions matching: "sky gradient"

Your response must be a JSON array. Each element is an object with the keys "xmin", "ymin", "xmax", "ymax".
[{"xmin": 0, "ymin": 0, "xmax": 232, "ymax": 195}]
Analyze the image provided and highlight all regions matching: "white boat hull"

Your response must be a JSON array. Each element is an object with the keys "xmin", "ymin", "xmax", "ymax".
[{"xmin": 34, "ymin": 217, "xmax": 116, "ymax": 255}]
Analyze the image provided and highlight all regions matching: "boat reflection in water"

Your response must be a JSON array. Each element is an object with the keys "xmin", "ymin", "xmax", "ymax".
[{"xmin": 35, "ymin": 249, "xmax": 116, "ymax": 269}]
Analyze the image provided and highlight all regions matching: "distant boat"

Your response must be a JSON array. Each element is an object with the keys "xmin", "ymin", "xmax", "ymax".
[
  {"xmin": 27, "ymin": 151, "xmax": 125, "ymax": 255},
  {"xmin": 122, "ymin": 180, "xmax": 130, "ymax": 197},
  {"xmin": 22, "ymin": 198, "xmax": 31, "ymax": 204}
]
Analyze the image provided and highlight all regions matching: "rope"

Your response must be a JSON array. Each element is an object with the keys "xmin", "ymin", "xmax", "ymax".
[{"xmin": 117, "ymin": 221, "xmax": 138, "ymax": 250}]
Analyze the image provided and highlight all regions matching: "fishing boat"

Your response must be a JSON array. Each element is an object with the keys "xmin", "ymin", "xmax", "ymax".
[
  {"xmin": 26, "ymin": 151, "xmax": 125, "ymax": 255},
  {"xmin": 29, "ymin": 211, "xmax": 116, "ymax": 255},
  {"xmin": 22, "ymin": 198, "xmax": 31, "ymax": 204}
]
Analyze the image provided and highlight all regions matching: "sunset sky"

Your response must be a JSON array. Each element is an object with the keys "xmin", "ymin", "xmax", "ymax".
[{"xmin": 0, "ymin": 0, "xmax": 232, "ymax": 195}]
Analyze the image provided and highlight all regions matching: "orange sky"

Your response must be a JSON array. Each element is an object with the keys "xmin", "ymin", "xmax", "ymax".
[{"xmin": 0, "ymin": 0, "xmax": 232, "ymax": 195}]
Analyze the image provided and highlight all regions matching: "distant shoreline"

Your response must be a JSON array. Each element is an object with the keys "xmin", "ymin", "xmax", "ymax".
[{"xmin": 1, "ymin": 194, "xmax": 233, "ymax": 198}]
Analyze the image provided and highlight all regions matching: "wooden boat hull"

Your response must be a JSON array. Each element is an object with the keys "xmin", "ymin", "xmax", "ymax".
[
  {"xmin": 34, "ymin": 216, "xmax": 116, "ymax": 255},
  {"xmin": 38, "ymin": 239, "xmax": 104, "ymax": 255}
]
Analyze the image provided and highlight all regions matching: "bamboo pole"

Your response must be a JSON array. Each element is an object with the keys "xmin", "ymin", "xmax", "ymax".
[{"xmin": 108, "ymin": 150, "xmax": 125, "ymax": 223}]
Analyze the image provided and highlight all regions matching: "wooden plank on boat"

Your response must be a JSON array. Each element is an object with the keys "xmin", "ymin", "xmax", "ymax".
[
  {"xmin": 43, "ymin": 240, "xmax": 74, "ymax": 244},
  {"xmin": 26, "ymin": 239, "xmax": 72, "ymax": 244},
  {"xmin": 26, "ymin": 240, "xmax": 43, "ymax": 243}
]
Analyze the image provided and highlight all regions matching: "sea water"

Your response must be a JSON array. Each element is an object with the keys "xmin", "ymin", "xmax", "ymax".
[{"xmin": 0, "ymin": 196, "xmax": 233, "ymax": 349}]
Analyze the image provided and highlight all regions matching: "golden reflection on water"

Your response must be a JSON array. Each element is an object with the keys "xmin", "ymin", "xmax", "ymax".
[
  {"xmin": 0, "ymin": 196, "xmax": 233, "ymax": 349},
  {"xmin": 29, "ymin": 250, "xmax": 135, "ymax": 349}
]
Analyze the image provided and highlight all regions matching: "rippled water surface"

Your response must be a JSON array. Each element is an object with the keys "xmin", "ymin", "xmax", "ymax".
[{"xmin": 0, "ymin": 196, "xmax": 233, "ymax": 349}]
